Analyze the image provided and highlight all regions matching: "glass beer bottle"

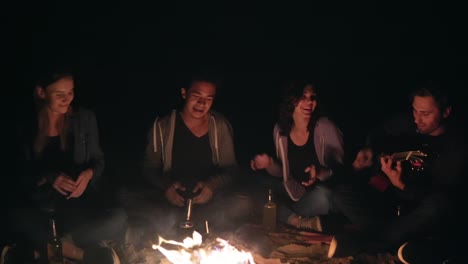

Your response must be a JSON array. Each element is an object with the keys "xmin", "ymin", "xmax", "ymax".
[
  {"xmin": 48, "ymin": 218, "xmax": 64, "ymax": 264},
  {"xmin": 262, "ymin": 189, "xmax": 277, "ymax": 230}
]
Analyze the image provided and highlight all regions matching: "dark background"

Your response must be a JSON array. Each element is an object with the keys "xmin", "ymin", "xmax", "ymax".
[{"xmin": 8, "ymin": 1, "xmax": 468, "ymax": 188}]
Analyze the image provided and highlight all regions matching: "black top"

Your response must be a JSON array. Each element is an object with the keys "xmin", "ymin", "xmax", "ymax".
[
  {"xmin": 287, "ymin": 132, "xmax": 319, "ymax": 183},
  {"xmin": 171, "ymin": 114, "xmax": 215, "ymax": 193},
  {"xmin": 39, "ymin": 136, "xmax": 76, "ymax": 180}
]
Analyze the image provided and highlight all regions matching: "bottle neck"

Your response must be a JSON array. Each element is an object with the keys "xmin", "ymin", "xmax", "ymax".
[{"xmin": 50, "ymin": 219, "xmax": 58, "ymax": 238}]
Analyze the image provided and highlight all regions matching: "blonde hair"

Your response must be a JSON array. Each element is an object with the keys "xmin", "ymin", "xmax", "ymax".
[{"xmin": 33, "ymin": 74, "xmax": 74, "ymax": 155}]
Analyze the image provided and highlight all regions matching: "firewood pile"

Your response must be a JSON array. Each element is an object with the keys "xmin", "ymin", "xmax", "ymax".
[{"xmin": 234, "ymin": 224, "xmax": 400, "ymax": 264}]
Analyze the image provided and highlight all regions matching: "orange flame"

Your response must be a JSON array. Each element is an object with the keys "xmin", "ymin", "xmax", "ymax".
[{"xmin": 152, "ymin": 231, "xmax": 255, "ymax": 264}]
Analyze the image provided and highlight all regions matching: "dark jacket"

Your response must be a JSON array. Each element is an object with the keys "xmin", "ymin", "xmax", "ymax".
[{"xmin": 16, "ymin": 108, "xmax": 105, "ymax": 204}]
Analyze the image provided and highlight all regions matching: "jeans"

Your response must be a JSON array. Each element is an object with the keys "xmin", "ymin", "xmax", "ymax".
[
  {"xmin": 331, "ymin": 183, "xmax": 456, "ymax": 253},
  {"xmin": 379, "ymin": 193, "xmax": 453, "ymax": 249},
  {"xmin": 278, "ymin": 184, "xmax": 333, "ymax": 222}
]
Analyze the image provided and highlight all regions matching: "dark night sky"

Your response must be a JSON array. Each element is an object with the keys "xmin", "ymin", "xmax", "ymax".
[{"xmin": 9, "ymin": 1, "xmax": 468, "ymax": 183}]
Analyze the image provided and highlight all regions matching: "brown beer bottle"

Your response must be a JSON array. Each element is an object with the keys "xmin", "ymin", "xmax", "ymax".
[
  {"xmin": 262, "ymin": 189, "xmax": 277, "ymax": 230},
  {"xmin": 48, "ymin": 218, "xmax": 64, "ymax": 264}
]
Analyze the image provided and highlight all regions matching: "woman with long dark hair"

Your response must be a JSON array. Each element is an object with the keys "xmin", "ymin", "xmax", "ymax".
[{"xmin": 251, "ymin": 79, "xmax": 345, "ymax": 231}]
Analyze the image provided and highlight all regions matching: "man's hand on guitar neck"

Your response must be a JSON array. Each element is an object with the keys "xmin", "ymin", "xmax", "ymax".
[{"xmin": 380, "ymin": 155, "xmax": 406, "ymax": 190}]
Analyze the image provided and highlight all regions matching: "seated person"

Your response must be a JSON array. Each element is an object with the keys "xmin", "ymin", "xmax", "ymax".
[
  {"xmin": 9, "ymin": 64, "xmax": 127, "ymax": 264},
  {"xmin": 119, "ymin": 69, "xmax": 253, "ymax": 244},
  {"xmin": 250, "ymin": 79, "xmax": 345, "ymax": 232},
  {"xmin": 328, "ymin": 81, "xmax": 466, "ymax": 263}
]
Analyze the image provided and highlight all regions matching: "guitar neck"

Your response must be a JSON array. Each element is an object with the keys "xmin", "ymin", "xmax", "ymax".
[{"xmin": 391, "ymin": 150, "xmax": 427, "ymax": 162}]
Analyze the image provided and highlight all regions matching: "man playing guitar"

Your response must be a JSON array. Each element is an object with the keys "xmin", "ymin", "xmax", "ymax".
[{"xmin": 328, "ymin": 82, "xmax": 466, "ymax": 263}]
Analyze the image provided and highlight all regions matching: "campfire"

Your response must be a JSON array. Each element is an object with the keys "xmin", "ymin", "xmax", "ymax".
[
  {"xmin": 124, "ymin": 198, "xmax": 335, "ymax": 264},
  {"xmin": 153, "ymin": 230, "xmax": 256, "ymax": 264},
  {"xmin": 124, "ymin": 222, "xmax": 341, "ymax": 264}
]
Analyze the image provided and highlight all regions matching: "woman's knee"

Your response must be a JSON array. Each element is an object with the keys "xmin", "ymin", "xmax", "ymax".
[
  {"xmin": 295, "ymin": 186, "xmax": 332, "ymax": 215},
  {"xmin": 303, "ymin": 186, "xmax": 331, "ymax": 203}
]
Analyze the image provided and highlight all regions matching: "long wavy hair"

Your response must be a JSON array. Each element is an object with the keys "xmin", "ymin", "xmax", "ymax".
[
  {"xmin": 277, "ymin": 79, "xmax": 321, "ymax": 136},
  {"xmin": 33, "ymin": 67, "xmax": 74, "ymax": 155}
]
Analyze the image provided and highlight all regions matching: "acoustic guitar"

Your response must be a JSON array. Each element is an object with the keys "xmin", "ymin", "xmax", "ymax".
[{"xmin": 368, "ymin": 150, "xmax": 428, "ymax": 192}]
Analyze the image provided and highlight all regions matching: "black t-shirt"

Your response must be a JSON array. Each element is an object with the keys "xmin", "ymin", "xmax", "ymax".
[
  {"xmin": 171, "ymin": 114, "xmax": 215, "ymax": 192},
  {"xmin": 287, "ymin": 132, "xmax": 319, "ymax": 183},
  {"xmin": 38, "ymin": 136, "xmax": 76, "ymax": 179}
]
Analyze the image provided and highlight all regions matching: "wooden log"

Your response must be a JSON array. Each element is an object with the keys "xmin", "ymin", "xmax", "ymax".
[{"xmin": 267, "ymin": 232, "xmax": 333, "ymax": 245}]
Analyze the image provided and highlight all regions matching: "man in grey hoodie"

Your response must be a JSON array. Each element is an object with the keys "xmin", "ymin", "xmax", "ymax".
[{"xmin": 123, "ymin": 70, "xmax": 252, "ymax": 243}]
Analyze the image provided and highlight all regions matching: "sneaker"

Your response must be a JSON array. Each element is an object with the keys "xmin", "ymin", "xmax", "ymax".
[
  {"xmin": 299, "ymin": 216, "xmax": 322, "ymax": 232},
  {"xmin": 397, "ymin": 239, "xmax": 449, "ymax": 264},
  {"xmin": 287, "ymin": 214, "xmax": 322, "ymax": 232}
]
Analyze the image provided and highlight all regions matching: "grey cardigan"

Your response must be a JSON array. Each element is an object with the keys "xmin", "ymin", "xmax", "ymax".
[
  {"xmin": 265, "ymin": 117, "xmax": 345, "ymax": 201},
  {"xmin": 142, "ymin": 110, "xmax": 238, "ymax": 191}
]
